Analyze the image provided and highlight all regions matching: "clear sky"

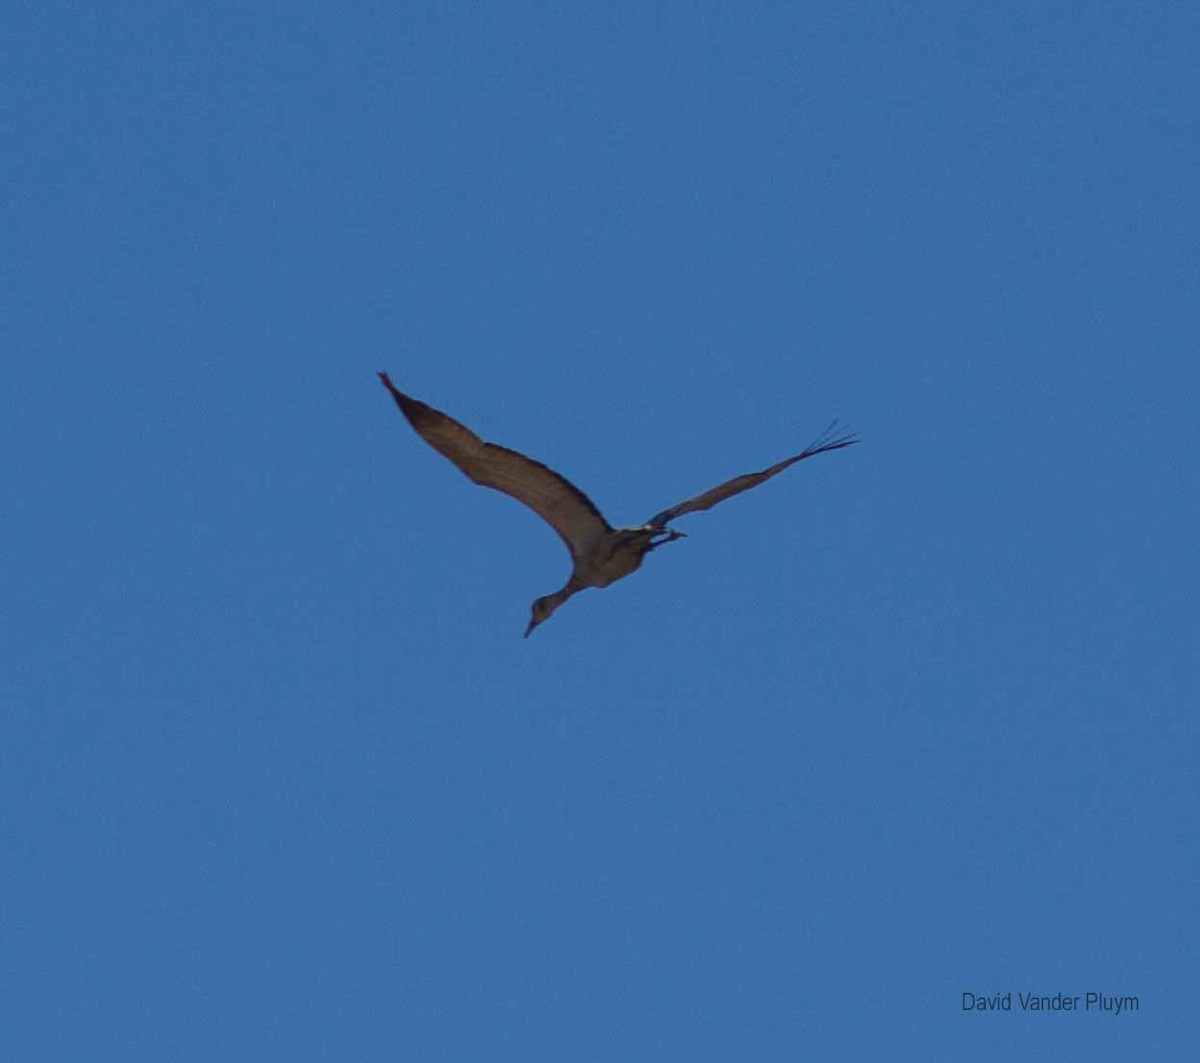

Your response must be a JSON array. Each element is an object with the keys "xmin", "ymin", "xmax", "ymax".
[{"xmin": 6, "ymin": 3, "xmax": 1196, "ymax": 1060}]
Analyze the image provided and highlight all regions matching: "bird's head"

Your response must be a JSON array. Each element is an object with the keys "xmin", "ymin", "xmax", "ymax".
[{"xmin": 524, "ymin": 595, "xmax": 559, "ymax": 638}]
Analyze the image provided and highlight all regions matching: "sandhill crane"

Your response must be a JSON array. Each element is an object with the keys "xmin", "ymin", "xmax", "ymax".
[{"xmin": 378, "ymin": 372, "xmax": 857, "ymax": 636}]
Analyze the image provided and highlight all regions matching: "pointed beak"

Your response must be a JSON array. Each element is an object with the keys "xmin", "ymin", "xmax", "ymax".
[{"xmin": 523, "ymin": 618, "xmax": 538, "ymax": 638}]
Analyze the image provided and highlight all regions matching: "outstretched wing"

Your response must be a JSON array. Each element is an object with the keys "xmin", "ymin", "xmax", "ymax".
[
  {"xmin": 379, "ymin": 372, "xmax": 612, "ymax": 564},
  {"xmin": 648, "ymin": 422, "xmax": 859, "ymax": 527}
]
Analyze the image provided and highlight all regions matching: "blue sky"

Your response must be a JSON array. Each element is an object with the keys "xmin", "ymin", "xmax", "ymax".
[{"xmin": 5, "ymin": 3, "xmax": 1197, "ymax": 1059}]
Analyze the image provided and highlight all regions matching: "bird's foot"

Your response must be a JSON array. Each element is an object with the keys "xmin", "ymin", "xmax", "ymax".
[{"xmin": 652, "ymin": 528, "xmax": 687, "ymax": 546}]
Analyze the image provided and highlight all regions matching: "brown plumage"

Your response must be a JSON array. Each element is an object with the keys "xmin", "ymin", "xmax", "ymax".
[{"xmin": 378, "ymin": 372, "xmax": 857, "ymax": 636}]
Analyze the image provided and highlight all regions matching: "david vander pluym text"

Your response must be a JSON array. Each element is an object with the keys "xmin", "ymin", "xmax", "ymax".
[{"xmin": 962, "ymin": 991, "xmax": 1139, "ymax": 1015}]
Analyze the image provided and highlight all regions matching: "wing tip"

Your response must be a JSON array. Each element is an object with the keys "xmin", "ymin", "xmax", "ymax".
[
  {"xmin": 378, "ymin": 371, "xmax": 430, "ymax": 424},
  {"xmin": 804, "ymin": 420, "xmax": 860, "ymax": 456}
]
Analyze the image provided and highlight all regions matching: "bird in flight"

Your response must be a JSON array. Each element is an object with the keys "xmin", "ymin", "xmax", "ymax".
[{"xmin": 379, "ymin": 372, "xmax": 858, "ymax": 637}]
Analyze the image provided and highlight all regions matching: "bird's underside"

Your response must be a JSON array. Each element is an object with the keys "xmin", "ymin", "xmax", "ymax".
[{"xmin": 378, "ymin": 371, "xmax": 857, "ymax": 636}]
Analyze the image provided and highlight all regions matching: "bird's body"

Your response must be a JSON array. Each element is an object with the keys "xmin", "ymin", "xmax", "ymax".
[
  {"xmin": 583, "ymin": 527, "xmax": 660, "ymax": 586},
  {"xmin": 378, "ymin": 372, "xmax": 857, "ymax": 636}
]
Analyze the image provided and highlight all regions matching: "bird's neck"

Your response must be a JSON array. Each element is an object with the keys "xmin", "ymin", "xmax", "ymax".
[{"xmin": 549, "ymin": 577, "xmax": 586, "ymax": 610}]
